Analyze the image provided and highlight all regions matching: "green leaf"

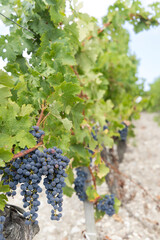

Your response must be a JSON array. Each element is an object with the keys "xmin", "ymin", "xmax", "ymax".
[
  {"xmin": 71, "ymin": 144, "xmax": 89, "ymax": 160},
  {"xmin": 0, "ymin": 149, "xmax": 13, "ymax": 166},
  {"xmin": 0, "ymin": 185, "xmax": 10, "ymax": 193},
  {"xmin": 97, "ymin": 163, "xmax": 109, "ymax": 179},
  {"xmin": 61, "ymin": 53, "xmax": 77, "ymax": 66},
  {"xmin": 114, "ymin": 197, "xmax": 121, "ymax": 214},
  {"xmin": 62, "ymin": 185, "xmax": 74, "ymax": 197},
  {"xmin": 94, "ymin": 208, "xmax": 105, "ymax": 221},
  {"xmin": 15, "ymin": 130, "xmax": 36, "ymax": 148},
  {"xmin": 102, "ymin": 136, "xmax": 114, "ymax": 149},
  {"xmin": 61, "ymin": 118, "xmax": 72, "ymax": 131},
  {"xmin": 0, "ymin": 194, "xmax": 8, "ymax": 211},
  {"xmin": 49, "ymin": 101, "xmax": 63, "ymax": 116},
  {"xmin": 19, "ymin": 104, "xmax": 34, "ymax": 116},
  {"xmin": 86, "ymin": 185, "xmax": 99, "ymax": 201},
  {"xmin": 58, "ymin": 133, "xmax": 70, "ymax": 152},
  {"xmin": 0, "ymin": 70, "xmax": 15, "ymax": 87},
  {"xmin": 0, "ymin": 134, "xmax": 15, "ymax": 150},
  {"xmin": 0, "ymin": 160, "xmax": 5, "ymax": 167},
  {"xmin": 66, "ymin": 167, "xmax": 74, "ymax": 184},
  {"xmin": 49, "ymin": 101, "xmax": 72, "ymax": 130},
  {"xmin": 22, "ymin": 29, "xmax": 34, "ymax": 39},
  {"xmin": 0, "ymin": 87, "xmax": 11, "ymax": 103},
  {"xmin": 94, "ymin": 152, "xmax": 101, "ymax": 165},
  {"xmin": 49, "ymin": 5, "xmax": 64, "ymax": 24}
]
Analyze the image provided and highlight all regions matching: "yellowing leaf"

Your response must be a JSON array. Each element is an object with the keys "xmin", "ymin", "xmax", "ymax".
[
  {"xmin": 104, "ymin": 129, "xmax": 109, "ymax": 134},
  {"xmin": 97, "ymin": 163, "xmax": 109, "ymax": 179},
  {"xmin": 86, "ymin": 186, "xmax": 99, "ymax": 201},
  {"xmin": 114, "ymin": 197, "xmax": 121, "ymax": 214}
]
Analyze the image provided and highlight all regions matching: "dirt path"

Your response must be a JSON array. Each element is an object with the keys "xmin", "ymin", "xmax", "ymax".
[{"xmin": 9, "ymin": 112, "xmax": 160, "ymax": 240}]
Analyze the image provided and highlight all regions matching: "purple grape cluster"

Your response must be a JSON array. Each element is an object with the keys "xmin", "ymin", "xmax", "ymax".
[
  {"xmin": 91, "ymin": 126, "xmax": 98, "ymax": 141},
  {"xmin": 103, "ymin": 125, "xmax": 108, "ymax": 131},
  {"xmin": 119, "ymin": 122, "xmax": 128, "ymax": 141},
  {"xmin": 74, "ymin": 168, "xmax": 88, "ymax": 201},
  {"xmin": 0, "ymin": 216, "xmax": 5, "ymax": 240},
  {"xmin": 0, "ymin": 126, "xmax": 70, "ymax": 226},
  {"xmin": 97, "ymin": 194, "xmax": 115, "ymax": 216},
  {"xmin": 29, "ymin": 126, "xmax": 45, "ymax": 143},
  {"xmin": 43, "ymin": 148, "xmax": 69, "ymax": 221}
]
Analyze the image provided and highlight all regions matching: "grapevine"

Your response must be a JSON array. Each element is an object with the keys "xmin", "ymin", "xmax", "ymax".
[
  {"xmin": 0, "ymin": 0, "xmax": 159, "ymax": 239},
  {"xmin": 74, "ymin": 168, "xmax": 88, "ymax": 201},
  {"xmin": 0, "ymin": 216, "xmax": 5, "ymax": 240},
  {"xmin": 1, "ymin": 127, "xmax": 70, "ymax": 226},
  {"xmin": 119, "ymin": 122, "xmax": 128, "ymax": 141},
  {"xmin": 97, "ymin": 195, "xmax": 115, "ymax": 217}
]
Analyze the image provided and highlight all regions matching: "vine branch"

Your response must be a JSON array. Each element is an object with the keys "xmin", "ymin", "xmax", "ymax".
[
  {"xmin": 12, "ymin": 141, "xmax": 43, "ymax": 160},
  {"xmin": 40, "ymin": 112, "xmax": 50, "ymax": 127},
  {"xmin": 36, "ymin": 104, "xmax": 47, "ymax": 127},
  {"xmin": 82, "ymin": 22, "xmax": 111, "ymax": 46},
  {"xmin": 70, "ymin": 65, "xmax": 80, "ymax": 79},
  {"xmin": 88, "ymin": 166, "xmax": 97, "ymax": 189}
]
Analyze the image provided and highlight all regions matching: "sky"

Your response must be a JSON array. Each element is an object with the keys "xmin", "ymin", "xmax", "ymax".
[{"xmin": 0, "ymin": 0, "xmax": 160, "ymax": 90}]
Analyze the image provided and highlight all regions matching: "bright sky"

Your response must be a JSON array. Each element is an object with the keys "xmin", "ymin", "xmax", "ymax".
[
  {"xmin": 78, "ymin": 0, "xmax": 159, "ymax": 20},
  {"xmin": 0, "ymin": 0, "xmax": 160, "ymax": 90}
]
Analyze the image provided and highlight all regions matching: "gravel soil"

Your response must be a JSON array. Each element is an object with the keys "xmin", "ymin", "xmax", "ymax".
[{"xmin": 9, "ymin": 112, "xmax": 160, "ymax": 240}]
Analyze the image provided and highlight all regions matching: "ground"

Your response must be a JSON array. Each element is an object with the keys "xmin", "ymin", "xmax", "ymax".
[{"xmin": 9, "ymin": 112, "xmax": 160, "ymax": 240}]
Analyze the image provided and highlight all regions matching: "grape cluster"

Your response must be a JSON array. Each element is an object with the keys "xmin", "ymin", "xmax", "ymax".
[
  {"xmin": 43, "ymin": 148, "xmax": 69, "ymax": 221},
  {"xmin": 29, "ymin": 126, "xmax": 45, "ymax": 143},
  {"xmin": 89, "ymin": 123, "xmax": 109, "ymax": 164},
  {"xmin": 91, "ymin": 126, "xmax": 98, "ymax": 141},
  {"xmin": 0, "ymin": 216, "xmax": 5, "ymax": 240},
  {"xmin": 97, "ymin": 194, "xmax": 115, "ymax": 216},
  {"xmin": 0, "ymin": 126, "xmax": 70, "ymax": 227},
  {"xmin": 89, "ymin": 126, "xmax": 98, "ymax": 164},
  {"xmin": 88, "ymin": 149, "xmax": 94, "ymax": 155},
  {"xmin": 119, "ymin": 122, "xmax": 128, "ymax": 141},
  {"xmin": 103, "ymin": 125, "xmax": 108, "ymax": 131},
  {"xmin": 88, "ymin": 148, "xmax": 94, "ymax": 166},
  {"xmin": 74, "ymin": 168, "xmax": 88, "ymax": 201}
]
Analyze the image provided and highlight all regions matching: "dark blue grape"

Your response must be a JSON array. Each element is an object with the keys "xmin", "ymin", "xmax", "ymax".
[
  {"xmin": 32, "ymin": 126, "xmax": 39, "ymax": 131},
  {"xmin": 103, "ymin": 125, "xmax": 108, "ymax": 131},
  {"xmin": 74, "ymin": 168, "xmax": 88, "ymax": 201},
  {"xmin": 0, "ymin": 127, "xmax": 70, "ymax": 228},
  {"xmin": 119, "ymin": 122, "xmax": 128, "ymax": 141},
  {"xmin": 0, "ymin": 216, "xmax": 5, "ymax": 240},
  {"xmin": 97, "ymin": 194, "xmax": 115, "ymax": 216}
]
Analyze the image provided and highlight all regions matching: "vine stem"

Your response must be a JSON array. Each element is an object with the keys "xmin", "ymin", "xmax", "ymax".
[
  {"xmin": 39, "ymin": 112, "xmax": 50, "ymax": 127},
  {"xmin": 70, "ymin": 65, "xmax": 80, "ymax": 79},
  {"xmin": 77, "ymin": 90, "xmax": 88, "ymax": 100},
  {"xmin": 81, "ymin": 13, "xmax": 159, "ymax": 46},
  {"xmin": 88, "ymin": 166, "xmax": 97, "ymax": 189},
  {"xmin": 12, "ymin": 141, "xmax": 43, "ymax": 160},
  {"xmin": 82, "ymin": 22, "xmax": 111, "ymax": 46},
  {"xmin": 36, "ymin": 104, "xmax": 46, "ymax": 126},
  {"xmin": 0, "ymin": 12, "xmax": 34, "ymax": 34}
]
